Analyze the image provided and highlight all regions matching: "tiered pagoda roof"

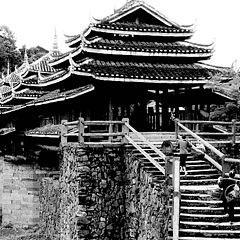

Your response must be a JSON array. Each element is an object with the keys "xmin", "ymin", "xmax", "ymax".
[
  {"xmin": 0, "ymin": 0, "xmax": 232, "ymax": 113},
  {"xmin": 0, "ymin": 50, "xmax": 66, "ymax": 104},
  {"xmin": 49, "ymin": 0, "xmax": 218, "ymax": 86},
  {"xmin": 72, "ymin": 59, "xmax": 220, "ymax": 84}
]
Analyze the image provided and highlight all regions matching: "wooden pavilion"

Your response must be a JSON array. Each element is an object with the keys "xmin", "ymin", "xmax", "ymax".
[{"xmin": 0, "ymin": 0, "xmax": 233, "ymax": 147}]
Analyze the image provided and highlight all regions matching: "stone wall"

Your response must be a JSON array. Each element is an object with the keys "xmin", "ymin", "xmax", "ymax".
[
  {"xmin": 2, "ymin": 160, "xmax": 42, "ymax": 227},
  {"xmin": 40, "ymin": 177, "xmax": 60, "ymax": 239},
  {"xmin": 55, "ymin": 145, "xmax": 169, "ymax": 240},
  {"xmin": 60, "ymin": 146, "xmax": 127, "ymax": 240},
  {"xmin": 0, "ymin": 157, "xmax": 4, "ymax": 224},
  {"xmin": 125, "ymin": 153, "xmax": 169, "ymax": 240}
]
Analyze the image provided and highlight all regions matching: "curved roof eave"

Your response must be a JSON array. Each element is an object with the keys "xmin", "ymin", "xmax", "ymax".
[
  {"xmin": 83, "ymin": 46, "xmax": 212, "ymax": 59},
  {"xmin": 72, "ymin": 70, "xmax": 208, "ymax": 85},
  {"xmin": 89, "ymin": 26, "xmax": 193, "ymax": 38},
  {"xmin": 49, "ymin": 46, "xmax": 83, "ymax": 67},
  {"xmin": 21, "ymin": 69, "xmax": 72, "ymax": 87},
  {"xmin": 1, "ymin": 84, "xmax": 95, "ymax": 115}
]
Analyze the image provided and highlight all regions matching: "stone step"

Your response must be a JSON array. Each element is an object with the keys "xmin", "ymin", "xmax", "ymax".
[
  {"xmin": 180, "ymin": 206, "xmax": 225, "ymax": 215},
  {"xmin": 186, "ymin": 164, "xmax": 215, "ymax": 170},
  {"xmin": 180, "ymin": 213, "xmax": 240, "ymax": 223},
  {"xmin": 168, "ymin": 237, "xmax": 240, "ymax": 240},
  {"xmin": 180, "ymin": 174, "xmax": 220, "ymax": 180},
  {"xmin": 185, "ymin": 169, "xmax": 219, "ymax": 174},
  {"xmin": 181, "ymin": 193, "xmax": 216, "ymax": 201},
  {"xmin": 178, "ymin": 228, "xmax": 240, "ymax": 238},
  {"xmin": 181, "ymin": 184, "xmax": 218, "ymax": 193},
  {"xmin": 180, "ymin": 199, "xmax": 229, "ymax": 208},
  {"xmin": 180, "ymin": 178, "xmax": 218, "ymax": 185},
  {"xmin": 180, "ymin": 221, "xmax": 240, "ymax": 231},
  {"xmin": 186, "ymin": 159, "xmax": 206, "ymax": 163}
]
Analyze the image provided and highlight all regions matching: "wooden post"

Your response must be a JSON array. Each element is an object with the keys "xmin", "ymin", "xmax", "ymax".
[
  {"xmin": 172, "ymin": 156, "xmax": 180, "ymax": 240},
  {"xmin": 232, "ymin": 119, "xmax": 236, "ymax": 145},
  {"xmin": 78, "ymin": 117, "xmax": 84, "ymax": 144},
  {"xmin": 196, "ymin": 123, "xmax": 199, "ymax": 133},
  {"xmin": 162, "ymin": 88, "xmax": 168, "ymax": 131},
  {"xmin": 221, "ymin": 155, "xmax": 226, "ymax": 176},
  {"xmin": 108, "ymin": 123, "xmax": 113, "ymax": 142},
  {"xmin": 108, "ymin": 97, "xmax": 114, "ymax": 142},
  {"xmin": 165, "ymin": 156, "xmax": 173, "ymax": 185},
  {"xmin": 175, "ymin": 118, "xmax": 179, "ymax": 140},
  {"xmin": 60, "ymin": 120, "xmax": 68, "ymax": 146},
  {"xmin": 122, "ymin": 118, "xmax": 129, "ymax": 144},
  {"xmin": 155, "ymin": 89, "xmax": 160, "ymax": 131}
]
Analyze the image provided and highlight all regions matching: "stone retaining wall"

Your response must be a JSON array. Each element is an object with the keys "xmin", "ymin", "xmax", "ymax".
[
  {"xmin": 60, "ymin": 146, "xmax": 126, "ymax": 240},
  {"xmin": 125, "ymin": 153, "xmax": 169, "ymax": 240},
  {"xmin": 2, "ymin": 160, "xmax": 43, "ymax": 227},
  {"xmin": 1, "ymin": 155, "xmax": 59, "ymax": 228},
  {"xmin": 53, "ymin": 145, "xmax": 169, "ymax": 240},
  {"xmin": 40, "ymin": 177, "xmax": 60, "ymax": 239}
]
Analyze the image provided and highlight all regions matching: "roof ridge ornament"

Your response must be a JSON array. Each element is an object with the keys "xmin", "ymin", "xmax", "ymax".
[
  {"xmin": 23, "ymin": 47, "xmax": 29, "ymax": 65},
  {"xmin": 52, "ymin": 27, "xmax": 60, "ymax": 54}
]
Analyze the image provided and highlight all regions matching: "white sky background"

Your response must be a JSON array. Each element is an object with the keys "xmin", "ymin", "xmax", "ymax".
[{"xmin": 0, "ymin": 0, "xmax": 240, "ymax": 67}]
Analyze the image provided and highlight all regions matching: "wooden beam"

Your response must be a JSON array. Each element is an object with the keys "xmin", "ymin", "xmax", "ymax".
[{"xmin": 177, "ymin": 121, "xmax": 224, "ymax": 159}]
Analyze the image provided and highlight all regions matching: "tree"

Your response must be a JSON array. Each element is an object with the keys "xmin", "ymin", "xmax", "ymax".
[
  {"xmin": 210, "ymin": 103, "xmax": 240, "ymax": 122},
  {"xmin": 0, "ymin": 25, "xmax": 22, "ymax": 75},
  {"xmin": 19, "ymin": 45, "xmax": 48, "ymax": 64}
]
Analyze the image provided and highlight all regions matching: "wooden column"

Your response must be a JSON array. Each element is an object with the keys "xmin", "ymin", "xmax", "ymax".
[
  {"xmin": 174, "ymin": 88, "xmax": 179, "ymax": 119},
  {"xmin": 172, "ymin": 156, "xmax": 180, "ymax": 240},
  {"xmin": 155, "ymin": 89, "xmax": 160, "ymax": 131},
  {"xmin": 108, "ymin": 97, "xmax": 113, "ymax": 141},
  {"xmin": 194, "ymin": 104, "xmax": 199, "ymax": 121},
  {"xmin": 162, "ymin": 88, "xmax": 168, "ymax": 131},
  {"xmin": 60, "ymin": 120, "xmax": 68, "ymax": 146},
  {"xmin": 78, "ymin": 117, "xmax": 84, "ymax": 144}
]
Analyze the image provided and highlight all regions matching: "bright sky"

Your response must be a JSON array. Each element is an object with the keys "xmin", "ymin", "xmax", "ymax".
[{"xmin": 1, "ymin": 0, "xmax": 240, "ymax": 67}]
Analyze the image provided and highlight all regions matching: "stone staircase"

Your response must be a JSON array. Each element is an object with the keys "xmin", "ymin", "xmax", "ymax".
[
  {"xmin": 128, "ymin": 132, "xmax": 240, "ymax": 240},
  {"xmin": 169, "ymin": 156, "xmax": 240, "ymax": 240}
]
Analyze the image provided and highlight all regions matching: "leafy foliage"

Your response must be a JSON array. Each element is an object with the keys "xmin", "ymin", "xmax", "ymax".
[
  {"xmin": 210, "ymin": 103, "xmax": 240, "ymax": 121},
  {"xmin": 0, "ymin": 25, "xmax": 22, "ymax": 74}
]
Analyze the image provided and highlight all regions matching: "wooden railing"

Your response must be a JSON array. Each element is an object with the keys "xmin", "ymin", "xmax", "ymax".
[
  {"xmin": 178, "ymin": 120, "xmax": 240, "ymax": 144},
  {"xmin": 61, "ymin": 117, "xmax": 166, "ymax": 174},
  {"xmin": 61, "ymin": 118, "xmax": 129, "ymax": 146},
  {"xmin": 175, "ymin": 118, "xmax": 223, "ymax": 172},
  {"xmin": 124, "ymin": 121, "xmax": 166, "ymax": 174}
]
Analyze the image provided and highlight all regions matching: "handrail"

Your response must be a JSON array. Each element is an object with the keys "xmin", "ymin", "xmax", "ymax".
[
  {"xmin": 178, "ymin": 135, "xmax": 222, "ymax": 171},
  {"xmin": 177, "ymin": 119, "xmax": 239, "ymax": 145},
  {"xmin": 179, "ymin": 120, "xmax": 240, "ymax": 125},
  {"xmin": 225, "ymin": 158, "xmax": 240, "ymax": 163},
  {"xmin": 61, "ymin": 118, "xmax": 126, "ymax": 145},
  {"xmin": 175, "ymin": 118, "xmax": 225, "ymax": 174},
  {"xmin": 176, "ymin": 120, "xmax": 224, "ymax": 159},
  {"xmin": 124, "ymin": 122, "xmax": 166, "ymax": 160},
  {"xmin": 126, "ymin": 135, "xmax": 165, "ymax": 174}
]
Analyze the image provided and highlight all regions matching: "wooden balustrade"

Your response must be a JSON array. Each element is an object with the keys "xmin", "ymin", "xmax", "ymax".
[
  {"xmin": 177, "ymin": 119, "xmax": 240, "ymax": 144},
  {"xmin": 173, "ymin": 118, "xmax": 240, "ymax": 175},
  {"xmin": 61, "ymin": 118, "xmax": 129, "ymax": 146}
]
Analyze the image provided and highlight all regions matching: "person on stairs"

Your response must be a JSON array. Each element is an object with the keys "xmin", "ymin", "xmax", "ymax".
[
  {"xmin": 218, "ymin": 169, "xmax": 239, "ymax": 223},
  {"xmin": 178, "ymin": 135, "xmax": 192, "ymax": 176}
]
